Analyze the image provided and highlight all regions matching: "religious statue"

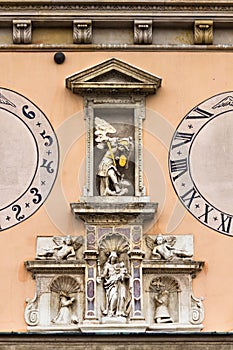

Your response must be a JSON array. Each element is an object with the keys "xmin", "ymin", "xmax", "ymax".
[
  {"xmin": 37, "ymin": 235, "xmax": 83, "ymax": 261},
  {"xmin": 97, "ymin": 251, "xmax": 131, "ymax": 317},
  {"xmin": 95, "ymin": 117, "xmax": 134, "ymax": 196},
  {"xmin": 152, "ymin": 278, "xmax": 173, "ymax": 324},
  {"xmin": 145, "ymin": 234, "xmax": 193, "ymax": 261},
  {"xmin": 52, "ymin": 292, "xmax": 78, "ymax": 325},
  {"xmin": 50, "ymin": 275, "xmax": 80, "ymax": 325}
]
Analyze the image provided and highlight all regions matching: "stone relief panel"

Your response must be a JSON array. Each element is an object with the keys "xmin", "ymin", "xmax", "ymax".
[
  {"xmin": 25, "ymin": 232, "xmax": 204, "ymax": 332},
  {"xmin": 149, "ymin": 276, "xmax": 180, "ymax": 324},
  {"xmin": 145, "ymin": 234, "xmax": 193, "ymax": 261},
  {"xmin": 50, "ymin": 275, "xmax": 80, "ymax": 325},
  {"xmin": 25, "ymin": 236, "xmax": 85, "ymax": 331},
  {"xmin": 36, "ymin": 236, "xmax": 84, "ymax": 260},
  {"xmin": 94, "ymin": 115, "xmax": 134, "ymax": 196}
]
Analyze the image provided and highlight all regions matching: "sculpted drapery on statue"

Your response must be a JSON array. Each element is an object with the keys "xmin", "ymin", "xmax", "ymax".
[
  {"xmin": 97, "ymin": 251, "xmax": 130, "ymax": 317},
  {"xmin": 97, "ymin": 233, "xmax": 131, "ymax": 319},
  {"xmin": 95, "ymin": 117, "xmax": 134, "ymax": 196}
]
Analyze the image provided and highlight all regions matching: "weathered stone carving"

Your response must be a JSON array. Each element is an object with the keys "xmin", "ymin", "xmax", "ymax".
[
  {"xmin": 134, "ymin": 20, "xmax": 153, "ymax": 44},
  {"xmin": 190, "ymin": 293, "xmax": 204, "ymax": 325},
  {"xmin": 73, "ymin": 20, "xmax": 92, "ymax": 44},
  {"xmin": 194, "ymin": 20, "xmax": 213, "ymax": 44},
  {"xmin": 95, "ymin": 117, "xmax": 134, "ymax": 196},
  {"xmin": 24, "ymin": 293, "xmax": 39, "ymax": 326},
  {"xmin": 149, "ymin": 277, "xmax": 180, "ymax": 324},
  {"xmin": 145, "ymin": 234, "xmax": 193, "ymax": 260},
  {"xmin": 98, "ymin": 233, "xmax": 131, "ymax": 320},
  {"xmin": 13, "ymin": 20, "xmax": 32, "ymax": 44},
  {"xmin": 36, "ymin": 235, "xmax": 83, "ymax": 260},
  {"xmin": 25, "ymin": 236, "xmax": 84, "ymax": 331},
  {"xmin": 50, "ymin": 275, "xmax": 80, "ymax": 325}
]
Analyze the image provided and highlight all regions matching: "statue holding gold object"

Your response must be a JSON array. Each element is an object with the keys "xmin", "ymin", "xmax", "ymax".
[{"xmin": 95, "ymin": 117, "xmax": 133, "ymax": 196}]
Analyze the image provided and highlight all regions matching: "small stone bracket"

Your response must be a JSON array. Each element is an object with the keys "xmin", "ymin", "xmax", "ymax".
[
  {"xmin": 134, "ymin": 20, "xmax": 153, "ymax": 45},
  {"xmin": 194, "ymin": 20, "xmax": 213, "ymax": 44},
  {"xmin": 73, "ymin": 20, "xmax": 92, "ymax": 44},
  {"xmin": 13, "ymin": 20, "xmax": 32, "ymax": 44}
]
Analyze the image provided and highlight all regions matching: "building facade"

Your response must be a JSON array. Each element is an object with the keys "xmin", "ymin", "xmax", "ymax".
[{"xmin": 1, "ymin": 0, "xmax": 233, "ymax": 348}]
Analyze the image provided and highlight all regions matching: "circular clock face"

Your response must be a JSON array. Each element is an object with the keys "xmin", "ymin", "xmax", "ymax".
[
  {"xmin": 0, "ymin": 88, "xmax": 59, "ymax": 231},
  {"xmin": 169, "ymin": 91, "xmax": 233, "ymax": 237}
]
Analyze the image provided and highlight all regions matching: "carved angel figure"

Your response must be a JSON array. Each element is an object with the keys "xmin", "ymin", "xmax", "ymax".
[
  {"xmin": 37, "ymin": 235, "xmax": 83, "ymax": 261},
  {"xmin": 95, "ymin": 117, "xmax": 133, "ymax": 196},
  {"xmin": 145, "ymin": 234, "xmax": 193, "ymax": 261}
]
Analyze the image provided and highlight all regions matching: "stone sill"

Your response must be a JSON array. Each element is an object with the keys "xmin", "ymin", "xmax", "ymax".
[
  {"xmin": 143, "ymin": 260, "xmax": 204, "ymax": 276},
  {"xmin": 25, "ymin": 260, "xmax": 85, "ymax": 275}
]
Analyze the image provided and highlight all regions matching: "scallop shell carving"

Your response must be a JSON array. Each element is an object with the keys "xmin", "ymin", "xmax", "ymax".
[
  {"xmin": 99, "ymin": 232, "xmax": 130, "ymax": 256},
  {"xmin": 149, "ymin": 276, "xmax": 180, "ymax": 293},
  {"xmin": 50, "ymin": 275, "xmax": 80, "ymax": 295}
]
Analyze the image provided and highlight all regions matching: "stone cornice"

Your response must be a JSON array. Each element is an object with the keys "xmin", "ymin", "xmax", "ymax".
[
  {"xmin": 0, "ymin": 1, "xmax": 232, "ymax": 51},
  {"xmin": 0, "ymin": 1, "xmax": 233, "ymax": 15}
]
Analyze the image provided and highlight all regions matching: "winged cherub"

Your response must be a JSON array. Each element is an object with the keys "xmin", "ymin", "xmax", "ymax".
[
  {"xmin": 145, "ymin": 234, "xmax": 193, "ymax": 261},
  {"xmin": 37, "ymin": 236, "xmax": 83, "ymax": 261}
]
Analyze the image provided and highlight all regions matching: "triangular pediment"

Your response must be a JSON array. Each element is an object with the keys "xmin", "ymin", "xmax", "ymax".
[{"xmin": 66, "ymin": 58, "xmax": 162, "ymax": 95}]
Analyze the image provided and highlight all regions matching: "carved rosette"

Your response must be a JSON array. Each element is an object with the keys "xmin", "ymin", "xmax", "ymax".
[
  {"xmin": 134, "ymin": 20, "xmax": 153, "ymax": 45},
  {"xmin": 194, "ymin": 20, "xmax": 213, "ymax": 44},
  {"xmin": 13, "ymin": 20, "xmax": 32, "ymax": 44},
  {"xmin": 73, "ymin": 20, "xmax": 92, "ymax": 44}
]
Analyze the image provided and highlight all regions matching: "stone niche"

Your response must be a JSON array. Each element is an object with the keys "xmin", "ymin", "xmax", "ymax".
[{"xmin": 25, "ymin": 58, "xmax": 204, "ymax": 333}]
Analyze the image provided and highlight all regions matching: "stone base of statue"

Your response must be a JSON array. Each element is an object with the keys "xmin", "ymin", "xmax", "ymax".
[
  {"xmin": 79, "ymin": 323, "xmax": 149, "ymax": 334},
  {"xmin": 101, "ymin": 316, "xmax": 127, "ymax": 324}
]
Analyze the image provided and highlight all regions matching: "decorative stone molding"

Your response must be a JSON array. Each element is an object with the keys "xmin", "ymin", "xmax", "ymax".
[
  {"xmin": 24, "ymin": 293, "xmax": 39, "ymax": 327},
  {"xmin": 194, "ymin": 20, "xmax": 213, "ymax": 45},
  {"xmin": 134, "ymin": 20, "xmax": 153, "ymax": 45},
  {"xmin": 66, "ymin": 58, "xmax": 161, "ymax": 202},
  {"xmin": 66, "ymin": 57, "xmax": 161, "ymax": 96},
  {"xmin": 25, "ymin": 233, "xmax": 204, "ymax": 333},
  {"xmin": 13, "ymin": 20, "xmax": 32, "ymax": 44},
  {"xmin": 73, "ymin": 20, "xmax": 92, "ymax": 44}
]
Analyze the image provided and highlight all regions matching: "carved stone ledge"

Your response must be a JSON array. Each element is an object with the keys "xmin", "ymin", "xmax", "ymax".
[
  {"xmin": 194, "ymin": 20, "xmax": 213, "ymax": 44},
  {"xmin": 70, "ymin": 201, "xmax": 158, "ymax": 224},
  {"xmin": 142, "ymin": 260, "xmax": 204, "ymax": 277},
  {"xmin": 73, "ymin": 20, "xmax": 92, "ymax": 44},
  {"xmin": 13, "ymin": 20, "xmax": 32, "ymax": 44},
  {"xmin": 134, "ymin": 20, "xmax": 153, "ymax": 45},
  {"xmin": 25, "ymin": 260, "xmax": 85, "ymax": 276}
]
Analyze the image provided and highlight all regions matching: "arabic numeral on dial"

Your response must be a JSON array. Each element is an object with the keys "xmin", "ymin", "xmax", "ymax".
[
  {"xmin": 12, "ymin": 205, "xmax": 25, "ymax": 221},
  {"xmin": 22, "ymin": 105, "xmax": 36, "ymax": 119},
  {"xmin": 40, "ymin": 130, "xmax": 53, "ymax": 147},
  {"xmin": 40, "ymin": 158, "xmax": 54, "ymax": 173},
  {"xmin": 30, "ymin": 188, "xmax": 42, "ymax": 204}
]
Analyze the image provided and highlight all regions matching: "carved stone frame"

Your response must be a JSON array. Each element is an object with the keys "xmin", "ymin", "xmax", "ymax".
[
  {"xmin": 66, "ymin": 58, "xmax": 162, "ymax": 201},
  {"xmin": 83, "ymin": 95, "xmax": 146, "ymax": 198}
]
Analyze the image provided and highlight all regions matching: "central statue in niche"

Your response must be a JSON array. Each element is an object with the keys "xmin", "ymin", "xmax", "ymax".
[{"xmin": 95, "ymin": 117, "xmax": 134, "ymax": 196}]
